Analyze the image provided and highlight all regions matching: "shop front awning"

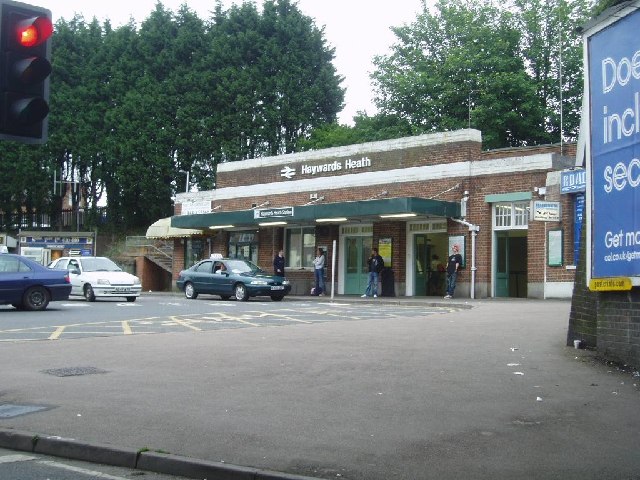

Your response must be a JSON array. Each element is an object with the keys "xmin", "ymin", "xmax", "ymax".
[
  {"xmin": 146, "ymin": 217, "xmax": 203, "ymax": 239},
  {"xmin": 171, "ymin": 197, "xmax": 460, "ymax": 230}
]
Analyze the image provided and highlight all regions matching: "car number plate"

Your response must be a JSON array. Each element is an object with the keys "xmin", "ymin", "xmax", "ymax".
[
  {"xmin": 270, "ymin": 286, "xmax": 285, "ymax": 290},
  {"xmin": 114, "ymin": 287, "xmax": 131, "ymax": 292}
]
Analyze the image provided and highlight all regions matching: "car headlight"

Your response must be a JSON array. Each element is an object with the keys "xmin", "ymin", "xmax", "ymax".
[
  {"xmin": 133, "ymin": 277, "xmax": 141, "ymax": 285},
  {"xmin": 96, "ymin": 278, "xmax": 111, "ymax": 285},
  {"xmin": 250, "ymin": 280, "xmax": 268, "ymax": 285},
  {"xmin": 282, "ymin": 280, "xmax": 290, "ymax": 285}
]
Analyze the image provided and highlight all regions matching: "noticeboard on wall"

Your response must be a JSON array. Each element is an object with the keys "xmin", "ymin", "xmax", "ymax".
[{"xmin": 548, "ymin": 229, "xmax": 563, "ymax": 267}]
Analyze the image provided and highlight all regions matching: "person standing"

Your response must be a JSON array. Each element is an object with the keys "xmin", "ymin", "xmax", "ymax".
[
  {"xmin": 362, "ymin": 248, "xmax": 384, "ymax": 298},
  {"xmin": 445, "ymin": 244, "xmax": 463, "ymax": 299},
  {"xmin": 273, "ymin": 249, "xmax": 285, "ymax": 277},
  {"xmin": 313, "ymin": 247, "xmax": 325, "ymax": 295}
]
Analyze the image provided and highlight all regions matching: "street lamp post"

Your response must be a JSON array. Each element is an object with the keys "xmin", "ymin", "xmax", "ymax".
[{"xmin": 179, "ymin": 170, "xmax": 190, "ymax": 193}]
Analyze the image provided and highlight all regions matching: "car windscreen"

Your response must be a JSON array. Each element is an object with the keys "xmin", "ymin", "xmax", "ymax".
[
  {"xmin": 80, "ymin": 258, "xmax": 122, "ymax": 272},
  {"xmin": 226, "ymin": 260, "xmax": 263, "ymax": 274}
]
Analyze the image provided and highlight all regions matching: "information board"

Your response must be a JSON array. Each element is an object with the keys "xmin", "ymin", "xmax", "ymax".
[{"xmin": 588, "ymin": 8, "xmax": 640, "ymax": 279}]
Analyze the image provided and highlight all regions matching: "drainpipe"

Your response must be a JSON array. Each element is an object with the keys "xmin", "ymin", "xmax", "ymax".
[{"xmin": 451, "ymin": 218, "xmax": 480, "ymax": 299}]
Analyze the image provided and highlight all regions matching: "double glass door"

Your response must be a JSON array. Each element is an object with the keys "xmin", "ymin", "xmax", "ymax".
[{"xmin": 344, "ymin": 236, "xmax": 372, "ymax": 295}]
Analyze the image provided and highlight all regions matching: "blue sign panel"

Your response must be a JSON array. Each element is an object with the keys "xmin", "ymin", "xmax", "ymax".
[
  {"xmin": 574, "ymin": 193, "xmax": 585, "ymax": 265},
  {"xmin": 561, "ymin": 169, "xmax": 586, "ymax": 194},
  {"xmin": 588, "ymin": 9, "xmax": 640, "ymax": 278}
]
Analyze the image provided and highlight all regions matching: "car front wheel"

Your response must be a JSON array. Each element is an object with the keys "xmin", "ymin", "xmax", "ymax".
[
  {"xmin": 84, "ymin": 284, "xmax": 96, "ymax": 302},
  {"xmin": 23, "ymin": 286, "xmax": 50, "ymax": 311},
  {"xmin": 234, "ymin": 283, "xmax": 248, "ymax": 301},
  {"xmin": 184, "ymin": 282, "xmax": 198, "ymax": 299}
]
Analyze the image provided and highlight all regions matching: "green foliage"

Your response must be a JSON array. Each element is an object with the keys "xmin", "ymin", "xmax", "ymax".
[
  {"xmin": 0, "ymin": 0, "xmax": 343, "ymax": 232},
  {"xmin": 368, "ymin": 0, "xmax": 594, "ymax": 149},
  {"xmin": 299, "ymin": 113, "xmax": 415, "ymax": 150}
]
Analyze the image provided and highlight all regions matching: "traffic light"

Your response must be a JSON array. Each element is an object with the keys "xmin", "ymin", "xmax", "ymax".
[{"xmin": 0, "ymin": 0, "xmax": 52, "ymax": 144}]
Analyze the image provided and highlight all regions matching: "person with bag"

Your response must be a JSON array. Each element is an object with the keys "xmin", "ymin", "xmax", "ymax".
[{"xmin": 362, "ymin": 248, "xmax": 383, "ymax": 298}]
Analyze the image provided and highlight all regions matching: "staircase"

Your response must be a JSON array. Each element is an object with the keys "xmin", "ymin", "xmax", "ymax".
[{"xmin": 125, "ymin": 236, "xmax": 173, "ymax": 274}]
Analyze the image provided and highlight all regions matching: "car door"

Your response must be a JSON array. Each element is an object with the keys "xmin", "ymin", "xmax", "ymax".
[
  {"xmin": 210, "ymin": 261, "xmax": 234, "ymax": 295},
  {"xmin": 191, "ymin": 260, "xmax": 215, "ymax": 293},
  {"xmin": 0, "ymin": 256, "xmax": 28, "ymax": 302},
  {"xmin": 65, "ymin": 259, "xmax": 84, "ymax": 296}
]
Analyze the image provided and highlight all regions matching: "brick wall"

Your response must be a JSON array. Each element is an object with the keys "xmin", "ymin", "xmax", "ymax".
[
  {"xmin": 217, "ymin": 139, "xmax": 483, "ymax": 188},
  {"xmin": 596, "ymin": 291, "xmax": 640, "ymax": 367},
  {"xmin": 568, "ymin": 224, "xmax": 597, "ymax": 347},
  {"xmin": 135, "ymin": 257, "xmax": 171, "ymax": 292}
]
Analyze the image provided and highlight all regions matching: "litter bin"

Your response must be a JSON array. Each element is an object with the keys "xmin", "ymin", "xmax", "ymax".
[{"xmin": 380, "ymin": 267, "xmax": 395, "ymax": 297}]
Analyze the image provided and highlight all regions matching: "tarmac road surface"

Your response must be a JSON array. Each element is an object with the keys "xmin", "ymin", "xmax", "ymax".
[{"xmin": 0, "ymin": 297, "xmax": 638, "ymax": 480}]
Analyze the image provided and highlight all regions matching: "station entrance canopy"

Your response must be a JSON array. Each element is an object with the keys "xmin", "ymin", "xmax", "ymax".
[{"xmin": 171, "ymin": 197, "xmax": 460, "ymax": 230}]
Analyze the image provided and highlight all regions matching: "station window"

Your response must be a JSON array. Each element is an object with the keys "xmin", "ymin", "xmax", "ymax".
[
  {"xmin": 286, "ymin": 227, "xmax": 316, "ymax": 268},
  {"xmin": 493, "ymin": 201, "xmax": 530, "ymax": 230}
]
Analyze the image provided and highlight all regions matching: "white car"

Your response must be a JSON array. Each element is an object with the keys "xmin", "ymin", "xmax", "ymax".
[{"xmin": 48, "ymin": 256, "xmax": 141, "ymax": 302}]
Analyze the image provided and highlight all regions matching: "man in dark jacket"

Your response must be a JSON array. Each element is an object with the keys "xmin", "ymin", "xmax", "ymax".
[
  {"xmin": 273, "ymin": 249, "xmax": 285, "ymax": 277},
  {"xmin": 362, "ymin": 248, "xmax": 384, "ymax": 298},
  {"xmin": 445, "ymin": 244, "xmax": 463, "ymax": 299}
]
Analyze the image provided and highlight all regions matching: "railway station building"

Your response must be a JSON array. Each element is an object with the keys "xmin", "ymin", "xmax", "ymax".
[{"xmin": 154, "ymin": 128, "xmax": 580, "ymax": 298}]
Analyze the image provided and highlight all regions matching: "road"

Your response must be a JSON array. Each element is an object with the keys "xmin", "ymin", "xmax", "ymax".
[
  {"xmin": 0, "ymin": 294, "xmax": 460, "ymax": 341},
  {"xmin": 1, "ymin": 297, "xmax": 638, "ymax": 480}
]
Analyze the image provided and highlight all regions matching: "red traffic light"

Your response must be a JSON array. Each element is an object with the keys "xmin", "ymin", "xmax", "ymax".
[
  {"xmin": 16, "ymin": 15, "xmax": 52, "ymax": 47},
  {"xmin": 0, "ymin": 0, "xmax": 53, "ymax": 144}
]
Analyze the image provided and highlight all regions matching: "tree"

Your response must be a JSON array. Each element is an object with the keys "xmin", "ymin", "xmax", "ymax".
[
  {"xmin": 370, "ymin": 0, "xmax": 594, "ymax": 149},
  {"xmin": 0, "ymin": 0, "xmax": 346, "ymax": 233}
]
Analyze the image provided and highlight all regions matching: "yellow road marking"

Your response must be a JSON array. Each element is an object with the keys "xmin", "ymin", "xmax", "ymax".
[
  {"xmin": 214, "ymin": 312, "xmax": 260, "ymax": 326},
  {"xmin": 122, "ymin": 321, "xmax": 133, "ymax": 335},
  {"xmin": 48, "ymin": 326, "xmax": 66, "ymax": 340},
  {"xmin": 255, "ymin": 312, "xmax": 312, "ymax": 324},
  {"xmin": 171, "ymin": 317, "xmax": 203, "ymax": 331}
]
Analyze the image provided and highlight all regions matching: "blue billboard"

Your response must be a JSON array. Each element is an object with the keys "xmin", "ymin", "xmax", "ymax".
[{"xmin": 589, "ymin": 8, "xmax": 640, "ymax": 278}]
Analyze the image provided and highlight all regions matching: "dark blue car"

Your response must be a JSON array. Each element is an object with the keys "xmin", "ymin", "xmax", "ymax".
[{"xmin": 0, "ymin": 254, "xmax": 72, "ymax": 311}]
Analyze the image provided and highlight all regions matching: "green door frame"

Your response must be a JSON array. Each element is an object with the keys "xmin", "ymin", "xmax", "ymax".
[
  {"xmin": 413, "ymin": 234, "xmax": 430, "ymax": 296},
  {"xmin": 344, "ymin": 236, "xmax": 372, "ymax": 295}
]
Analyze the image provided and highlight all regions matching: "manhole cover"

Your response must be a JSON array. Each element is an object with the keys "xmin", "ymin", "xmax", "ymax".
[
  {"xmin": 41, "ymin": 366, "xmax": 108, "ymax": 377},
  {"xmin": 0, "ymin": 404, "xmax": 49, "ymax": 418}
]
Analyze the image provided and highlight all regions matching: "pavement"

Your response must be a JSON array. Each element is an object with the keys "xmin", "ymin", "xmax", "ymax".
[{"xmin": 0, "ymin": 294, "xmax": 639, "ymax": 480}]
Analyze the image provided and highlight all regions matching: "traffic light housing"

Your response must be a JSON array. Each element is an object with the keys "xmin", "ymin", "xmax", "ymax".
[{"xmin": 0, "ymin": 0, "xmax": 52, "ymax": 144}]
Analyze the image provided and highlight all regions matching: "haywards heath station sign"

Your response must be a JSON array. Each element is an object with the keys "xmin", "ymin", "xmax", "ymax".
[
  {"xmin": 280, "ymin": 156, "xmax": 372, "ymax": 180},
  {"xmin": 254, "ymin": 207, "xmax": 294, "ymax": 219},
  {"xmin": 587, "ymin": 7, "xmax": 640, "ymax": 281}
]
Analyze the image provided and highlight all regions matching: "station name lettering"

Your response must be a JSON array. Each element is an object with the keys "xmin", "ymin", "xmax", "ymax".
[{"xmin": 300, "ymin": 156, "xmax": 371, "ymax": 176}]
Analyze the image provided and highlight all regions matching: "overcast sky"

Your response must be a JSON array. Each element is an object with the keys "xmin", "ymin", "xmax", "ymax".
[{"xmin": 35, "ymin": 0, "xmax": 426, "ymax": 124}]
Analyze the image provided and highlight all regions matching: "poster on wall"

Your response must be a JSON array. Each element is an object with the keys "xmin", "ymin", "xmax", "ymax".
[
  {"xmin": 448, "ymin": 235, "xmax": 466, "ymax": 268},
  {"xmin": 548, "ymin": 229, "xmax": 563, "ymax": 267},
  {"xmin": 587, "ymin": 7, "xmax": 640, "ymax": 281}
]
